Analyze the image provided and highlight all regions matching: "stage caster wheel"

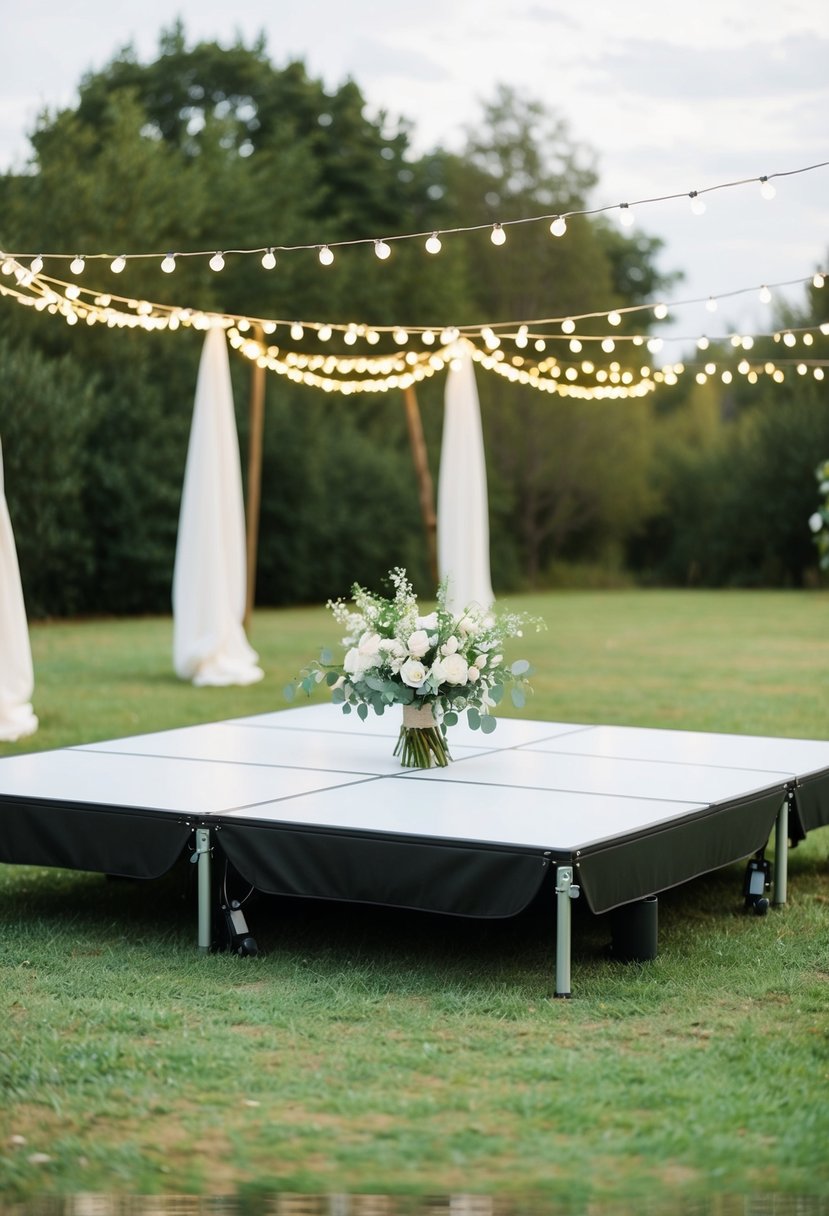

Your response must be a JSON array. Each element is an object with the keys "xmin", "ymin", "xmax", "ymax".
[{"xmin": 236, "ymin": 936, "xmax": 259, "ymax": 957}]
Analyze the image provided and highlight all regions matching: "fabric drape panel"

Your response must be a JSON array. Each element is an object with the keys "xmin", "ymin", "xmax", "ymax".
[
  {"xmin": 172, "ymin": 327, "xmax": 264, "ymax": 687},
  {"xmin": 437, "ymin": 346, "xmax": 494, "ymax": 613},
  {"xmin": 0, "ymin": 437, "xmax": 38, "ymax": 741}
]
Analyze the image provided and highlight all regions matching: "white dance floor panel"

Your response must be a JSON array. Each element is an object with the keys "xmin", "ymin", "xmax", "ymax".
[{"xmin": 1, "ymin": 705, "xmax": 827, "ymax": 922}]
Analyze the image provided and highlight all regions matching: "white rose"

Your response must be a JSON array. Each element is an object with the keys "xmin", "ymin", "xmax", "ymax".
[
  {"xmin": 407, "ymin": 629, "xmax": 431, "ymax": 657},
  {"xmin": 400, "ymin": 657, "xmax": 428, "ymax": 687},
  {"xmin": 441, "ymin": 635, "xmax": 459, "ymax": 656},
  {"xmin": 358, "ymin": 632, "xmax": 382, "ymax": 657},
  {"xmin": 474, "ymin": 654, "xmax": 488, "ymax": 669},
  {"xmin": 809, "ymin": 512, "xmax": 824, "ymax": 533},
  {"xmin": 343, "ymin": 647, "xmax": 373, "ymax": 677},
  {"xmin": 457, "ymin": 614, "xmax": 480, "ymax": 636},
  {"xmin": 442, "ymin": 653, "xmax": 469, "ymax": 685},
  {"xmin": 467, "ymin": 666, "xmax": 480, "ymax": 682},
  {"xmin": 490, "ymin": 653, "xmax": 503, "ymax": 667}
]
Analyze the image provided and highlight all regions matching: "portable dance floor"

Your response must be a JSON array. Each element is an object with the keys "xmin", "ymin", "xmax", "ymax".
[{"xmin": 1, "ymin": 704, "xmax": 828, "ymax": 995}]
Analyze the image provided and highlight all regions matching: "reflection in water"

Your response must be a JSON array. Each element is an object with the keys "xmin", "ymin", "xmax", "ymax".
[{"xmin": 1, "ymin": 1197, "xmax": 827, "ymax": 1216}]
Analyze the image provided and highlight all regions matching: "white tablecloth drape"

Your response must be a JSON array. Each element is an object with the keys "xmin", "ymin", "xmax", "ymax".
[
  {"xmin": 0, "ymin": 438, "xmax": 38, "ymax": 740},
  {"xmin": 437, "ymin": 345, "xmax": 494, "ymax": 614},
  {"xmin": 172, "ymin": 328, "xmax": 264, "ymax": 687}
]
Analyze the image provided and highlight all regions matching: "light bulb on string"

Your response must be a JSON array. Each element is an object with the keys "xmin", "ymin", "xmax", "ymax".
[
  {"xmin": 534, "ymin": 339, "xmax": 546, "ymax": 352},
  {"xmin": 30, "ymin": 255, "xmax": 44, "ymax": 274},
  {"xmin": 697, "ymin": 336, "xmax": 710, "ymax": 350},
  {"xmin": 759, "ymin": 176, "xmax": 776, "ymax": 200},
  {"xmin": 569, "ymin": 338, "xmax": 582, "ymax": 353},
  {"xmin": 161, "ymin": 253, "xmax": 177, "ymax": 274},
  {"xmin": 706, "ymin": 296, "xmax": 718, "ymax": 313},
  {"xmin": 653, "ymin": 303, "xmax": 669, "ymax": 320},
  {"xmin": 318, "ymin": 325, "xmax": 332, "ymax": 341},
  {"xmin": 607, "ymin": 310, "xmax": 621, "ymax": 326},
  {"xmin": 618, "ymin": 204, "xmax": 635, "ymax": 228},
  {"xmin": 290, "ymin": 322, "xmax": 304, "ymax": 341},
  {"xmin": 65, "ymin": 284, "xmax": 81, "ymax": 300},
  {"xmin": 262, "ymin": 321, "xmax": 276, "ymax": 335},
  {"xmin": 425, "ymin": 232, "xmax": 442, "ymax": 255},
  {"xmin": 561, "ymin": 318, "xmax": 575, "ymax": 334},
  {"xmin": 601, "ymin": 338, "xmax": 615, "ymax": 353},
  {"xmin": 344, "ymin": 329, "xmax": 357, "ymax": 346},
  {"xmin": 689, "ymin": 191, "xmax": 706, "ymax": 216},
  {"xmin": 813, "ymin": 273, "xmax": 825, "ymax": 289},
  {"xmin": 70, "ymin": 255, "xmax": 85, "ymax": 275},
  {"xmin": 261, "ymin": 248, "xmax": 277, "ymax": 270},
  {"xmin": 393, "ymin": 327, "xmax": 409, "ymax": 345},
  {"xmin": 422, "ymin": 330, "xmax": 435, "ymax": 345},
  {"xmin": 318, "ymin": 245, "xmax": 334, "ymax": 266},
  {"xmin": 549, "ymin": 216, "xmax": 567, "ymax": 237},
  {"xmin": 110, "ymin": 254, "xmax": 126, "ymax": 273},
  {"xmin": 783, "ymin": 332, "xmax": 796, "ymax": 347},
  {"xmin": 374, "ymin": 239, "xmax": 391, "ymax": 260},
  {"xmin": 490, "ymin": 223, "xmax": 506, "ymax": 246},
  {"xmin": 759, "ymin": 285, "xmax": 772, "ymax": 304},
  {"xmin": 209, "ymin": 252, "xmax": 225, "ymax": 272}
]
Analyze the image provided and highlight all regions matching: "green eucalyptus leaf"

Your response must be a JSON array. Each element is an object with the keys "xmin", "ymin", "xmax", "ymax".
[
  {"xmin": 283, "ymin": 684, "xmax": 296, "ymax": 702},
  {"xmin": 331, "ymin": 687, "xmax": 345, "ymax": 704},
  {"xmin": 357, "ymin": 703, "xmax": 369, "ymax": 721},
  {"xmin": 342, "ymin": 703, "xmax": 352, "ymax": 714},
  {"xmin": 511, "ymin": 687, "xmax": 526, "ymax": 709},
  {"xmin": 510, "ymin": 659, "xmax": 530, "ymax": 675},
  {"xmin": 480, "ymin": 714, "xmax": 497, "ymax": 734},
  {"xmin": 489, "ymin": 684, "xmax": 504, "ymax": 704},
  {"xmin": 443, "ymin": 711, "xmax": 458, "ymax": 726},
  {"xmin": 325, "ymin": 671, "xmax": 340, "ymax": 686},
  {"xmin": 467, "ymin": 707, "xmax": 481, "ymax": 730}
]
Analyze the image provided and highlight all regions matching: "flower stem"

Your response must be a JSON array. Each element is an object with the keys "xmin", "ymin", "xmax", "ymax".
[{"xmin": 394, "ymin": 725, "xmax": 451, "ymax": 768}]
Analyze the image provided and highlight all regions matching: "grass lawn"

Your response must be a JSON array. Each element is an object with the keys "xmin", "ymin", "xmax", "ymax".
[{"xmin": 1, "ymin": 589, "xmax": 828, "ymax": 1203}]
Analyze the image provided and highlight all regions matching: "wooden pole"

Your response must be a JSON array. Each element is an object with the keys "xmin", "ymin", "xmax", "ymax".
[
  {"xmin": 402, "ymin": 384, "xmax": 438, "ymax": 587},
  {"xmin": 244, "ymin": 327, "xmax": 266, "ymax": 630}
]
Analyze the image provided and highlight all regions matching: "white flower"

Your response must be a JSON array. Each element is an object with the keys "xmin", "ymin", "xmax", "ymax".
[
  {"xmin": 358, "ymin": 631, "xmax": 382, "ymax": 656},
  {"xmin": 467, "ymin": 666, "xmax": 480, "ymax": 682},
  {"xmin": 407, "ymin": 629, "xmax": 431, "ymax": 658},
  {"xmin": 418, "ymin": 611, "xmax": 438, "ymax": 629},
  {"xmin": 490, "ymin": 653, "xmax": 503, "ymax": 667},
  {"xmin": 809, "ymin": 512, "xmax": 824, "ymax": 534},
  {"xmin": 474, "ymin": 654, "xmax": 488, "ymax": 669},
  {"xmin": 400, "ymin": 657, "xmax": 429, "ymax": 687},
  {"xmin": 457, "ymin": 614, "xmax": 480, "ymax": 637},
  {"xmin": 430, "ymin": 657, "xmax": 447, "ymax": 683},
  {"xmin": 441, "ymin": 635, "xmax": 459, "ymax": 656},
  {"xmin": 442, "ymin": 653, "xmax": 469, "ymax": 685},
  {"xmin": 343, "ymin": 647, "xmax": 375, "ymax": 678}
]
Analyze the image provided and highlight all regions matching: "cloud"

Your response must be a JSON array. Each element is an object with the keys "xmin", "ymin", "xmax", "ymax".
[{"xmin": 595, "ymin": 32, "xmax": 829, "ymax": 100}]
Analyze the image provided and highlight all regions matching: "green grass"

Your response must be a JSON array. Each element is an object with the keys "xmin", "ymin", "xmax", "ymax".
[{"xmin": 1, "ymin": 590, "xmax": 829, "ymax": 1202}]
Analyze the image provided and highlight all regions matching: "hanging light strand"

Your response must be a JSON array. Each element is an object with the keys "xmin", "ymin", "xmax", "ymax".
[{"xmin": 1, "ymin": 159, "xmax": 826, "ymax": 271}]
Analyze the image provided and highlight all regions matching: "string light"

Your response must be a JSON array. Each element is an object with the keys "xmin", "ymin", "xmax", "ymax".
[
  {"xmin": 261, "ymin": 248, "xmax": 276, "ymax": 270},
  {"xmin": 30, "ymin": 255, "xmax": 43, "ymax": 274},
  {"xmin": 110, "ymin": 254, "xmax": 126, "ymax": 274},
  {"xmin": 689, "ymin": 191, "xmax": 706, "ymax": 216},
  {"xmin": 161, "ymin": 254, "xmax": 177, "ymax": 274},
  {"xmin": 759, "ymin": 285, "xmax": 772, "ymax": 304},
  {"xmin": 759, "ymin": 176, "xmax": 776, "ymax": 200},
  {"xmin": 374, "ymin": 239, "xmax": 392, "ymax": 260},
  {"xmin": 706, "ymin": 297, "xmax": 718, "ymax": 312},
  {"xmin": 549, "ymin": 216, "xmax": 567, "ymax": 237},
  {"xmin": 607, "ymin": 311, "xmax": 621, "ymax": 326},
  {"xmin": 619, "ymin": 204, "xmax": 635, "ymax": 228},
  {"xmin": 70, "ymin": 255, "xmax": 85, "ymax": 275},
  {"xmin": 490, "ymin": 223, "xmax": 506, "ymax": 246},
  {"xmin": 318, "ymin": 245, "xmax": 334, "ymax": 266},
  {"xmin": 425, "ymin": 233, "xmax": 442, "ymax": 255},
  {"xmin": 209, "ymin": 252, "xmax": 225, "ymax": 272}
]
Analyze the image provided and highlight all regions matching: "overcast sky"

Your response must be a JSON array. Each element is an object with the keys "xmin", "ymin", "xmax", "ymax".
[{"xmin": 1, "ymin": 0, "xmax": 827, "ymax": 341}]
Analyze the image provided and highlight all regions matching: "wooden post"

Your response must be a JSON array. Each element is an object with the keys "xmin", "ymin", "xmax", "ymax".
[
  {"xmin": 244, "ymin": 327, "xmax": 266, "ymax": 630},
  {"xmin": 402, "ymin": 384, "xmax": 438, "ymax": 587}
]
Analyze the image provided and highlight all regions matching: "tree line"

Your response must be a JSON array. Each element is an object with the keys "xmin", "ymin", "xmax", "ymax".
[{"xmin": 0, "ymin": 23, "xmax": 827, "ymax": 617}]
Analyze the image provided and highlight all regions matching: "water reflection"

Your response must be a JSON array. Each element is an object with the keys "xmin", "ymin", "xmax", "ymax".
[{"xmin": 1, "ymin": 1195, "xmax": 827, "ymax": 1216}]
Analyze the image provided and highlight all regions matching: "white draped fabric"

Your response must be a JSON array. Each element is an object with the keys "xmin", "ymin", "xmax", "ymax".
[
  {"xmin": 172, "ymin": 328, "xmax": 264, "ymax": 687},
  {"xmin": 0, "ymin": 438, "xmax": 38, "ymax": 740},
  {"xmin": 437, "ymin": 346, "xmax": 494, "ymax": 614}
]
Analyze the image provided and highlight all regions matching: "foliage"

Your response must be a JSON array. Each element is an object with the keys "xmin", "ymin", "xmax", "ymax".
[{"xmin": 809, "ymin": 458, "xmax": 829, "ymax": 570}]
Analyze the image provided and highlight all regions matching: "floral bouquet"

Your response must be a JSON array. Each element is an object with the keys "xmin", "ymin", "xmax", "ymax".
[{"xmin": 286, "ymin": 567, "xmax": 544, "ymax": 767}]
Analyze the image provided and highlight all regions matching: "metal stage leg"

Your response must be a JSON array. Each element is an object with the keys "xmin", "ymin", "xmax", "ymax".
[
  {"xmin": 195, "ymin": 827, "xmax": 212, "ymax": 952},
  {"xmin": 554, "ymin": 865, "xmax": 579, "ymax": 998},
  {"xmin": 773, "ymin": 795, "xmax": 790, "ymax": 907}
]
